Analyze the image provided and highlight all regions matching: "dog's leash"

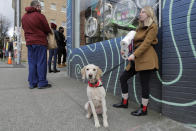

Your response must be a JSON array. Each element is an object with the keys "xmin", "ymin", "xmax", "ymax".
[{"xmin": 102, "ymin": 61, "xmax": 125, "ymax": 75}]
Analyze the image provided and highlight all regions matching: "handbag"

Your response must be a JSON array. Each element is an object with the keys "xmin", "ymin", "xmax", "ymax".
[{"xmin": 47, "ymin": 30, "xmax": 58, "ymax": 49}]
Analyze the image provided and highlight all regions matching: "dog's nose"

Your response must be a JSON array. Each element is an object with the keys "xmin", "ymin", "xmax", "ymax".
[{"xmin": 89, "ymin": 74, "xmax": 92, "ymax": 78}]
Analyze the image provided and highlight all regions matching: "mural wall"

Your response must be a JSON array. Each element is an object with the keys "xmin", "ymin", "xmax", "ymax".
[
  {"xmin": 161, "ymin": 0, "xmax": 196, "ymax": 125},
  {"xmin": 66, "ymin": 0, "xmax": 196, "ymax": 126}
]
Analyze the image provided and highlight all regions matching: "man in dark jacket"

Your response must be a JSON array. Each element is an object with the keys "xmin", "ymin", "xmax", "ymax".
[
  {"xmin": 22, "ymin": 0, "xmax": 51, "ymax": 89},
  {"xmin": 57, "ymin": 27, "xmax": 66, "ymax": 67},
  {"xmin": 8, "ymin": 41, "xmax": 14, "ymax": 58}
]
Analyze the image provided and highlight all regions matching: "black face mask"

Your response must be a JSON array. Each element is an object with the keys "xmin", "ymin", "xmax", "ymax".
[{"xmin": 60, "ymin": 30, "xmax": 64, "ymax": 33}]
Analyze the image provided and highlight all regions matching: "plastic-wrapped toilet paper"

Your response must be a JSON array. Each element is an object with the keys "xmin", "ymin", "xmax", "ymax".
[
  {"xmin": 120, "ymin": 31, "xmax": 136, "ymax": 60},
  {"xmin": 121, "ymin": 47, "xmax": 129, "ymax": 59},
  {"xmin": 120, "ymin": 31, "xmax": 136, "ymax": 48},
  {"xmin": 122, "ymin": 53, "xmax": 129, "ymax": 59}
]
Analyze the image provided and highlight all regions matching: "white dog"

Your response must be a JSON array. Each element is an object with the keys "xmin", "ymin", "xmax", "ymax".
[{"xmin": 81, "ymin": 64, "xmax": 108, "ymax": 128}]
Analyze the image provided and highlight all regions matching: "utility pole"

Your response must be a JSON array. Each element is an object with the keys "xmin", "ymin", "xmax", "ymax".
[
  {"xmin": 16, "ymin": 0, "xmax": 21, "ymax": 64},
  {"xmin": 159, "ymin": 0, "xmax": 161, "ymax": 28},
  {"xmin": 0, "ymin": 16, "xmax": 5, "ymax": 61},
  {"xmin": 103, "ymin": 0, "xmax": 105, "ymax": 41}
]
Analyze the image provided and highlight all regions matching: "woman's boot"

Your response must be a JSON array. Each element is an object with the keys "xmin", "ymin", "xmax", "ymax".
[
  {"xmin": 53, "ymin": 68, "xmax": 60, "ymax": 73},
  {"xmin": 48, "ymin": 66, "xmax": 53, "ymax": 73},
  {"xmin": 113, "ymin": 93, "xmax": 128, "ymax": 108},
  {"xmin": 131, "ymin": 98, "xmax": 148, "ymax": 116}
]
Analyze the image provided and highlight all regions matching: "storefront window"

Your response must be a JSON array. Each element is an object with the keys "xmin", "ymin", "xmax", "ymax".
[
  {"xmin": 78, "ymin": 0, "xmax": 158, "ymax": 46},
  {"xmin": 50, "ymin": 3, "xmax": 56, "ymax": 10}
]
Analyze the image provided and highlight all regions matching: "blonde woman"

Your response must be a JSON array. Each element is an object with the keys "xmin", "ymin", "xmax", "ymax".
[{"xmin": 113, "ymin": 6, "xmax": 159, "ymax": 116}]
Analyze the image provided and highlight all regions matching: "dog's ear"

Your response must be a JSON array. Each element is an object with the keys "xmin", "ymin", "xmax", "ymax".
[
  {"xmin": 81, "ymin": 66, "xmax": 86, "ymax": 80},
  {"xmin": 96, "ymin": 66, "xmax": 103, "ymax": 80}
]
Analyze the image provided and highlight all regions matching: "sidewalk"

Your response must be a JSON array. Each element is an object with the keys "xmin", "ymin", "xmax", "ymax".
[
  {"xmin": 0, "ymin": 60, "xmax": 13, "ymax": 68},
  {"xmin": 0, "ymin": 64, "xmax": 195, "ymax": 131}
]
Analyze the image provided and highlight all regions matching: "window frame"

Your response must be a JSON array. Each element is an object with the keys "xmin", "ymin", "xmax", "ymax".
[
  {"xmin": 38, "ymin": 0, "xmax": 45, "ymax": 11},
  {"xmin": 62, "ymin": 21, "xmax": 67, "ymax": 27},
  {"xmin": 50, "ymin": 19, "xmax": 56, "ymax": 24},
  {"xmin": 50, "ymin": 3, "xmax": 57, "ymax": 10},
  {"xmin": 61, "ymin": 5, "xmax": 67, "ymax": 13}
]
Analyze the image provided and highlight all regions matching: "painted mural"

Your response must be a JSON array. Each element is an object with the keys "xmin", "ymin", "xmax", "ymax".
[{"xmin": 66, "ymin": 0, "xmax": 196, "ymax": 126}]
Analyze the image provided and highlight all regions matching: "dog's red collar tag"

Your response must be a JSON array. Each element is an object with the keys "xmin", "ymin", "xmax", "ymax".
[{"xmin": 88, "ymin": 80, "xmax": 102, "ymax": 88}]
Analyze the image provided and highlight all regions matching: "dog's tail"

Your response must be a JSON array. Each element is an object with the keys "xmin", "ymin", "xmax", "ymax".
[{"xmin": 84, "ymin": 101, "xmax": 89, "ymax": 110}]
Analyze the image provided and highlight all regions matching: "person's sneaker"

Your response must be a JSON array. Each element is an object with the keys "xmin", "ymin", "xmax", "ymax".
[
  {"xmin": 48, "ymin": 70, "xmax": 53, "ymax": 73},
  {"xmin": 57, "ymin": 64, "xmax": 64, "ymax": 68},
  {"xmin": 38, "ymin": 84, "xmax": 52, "ymax": 89},
  {"xmin": 53, "ymin": 69, "xmax": 60, "ymax": 73},
  {"xmin": 62, "ymin": 63, "xmax": 66, "ymax": 67}
]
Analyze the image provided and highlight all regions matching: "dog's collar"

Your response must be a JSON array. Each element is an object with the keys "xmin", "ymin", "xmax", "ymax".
[{"xmin": 88, "ymin": 80, "xmax": 102, "ymax": 88}]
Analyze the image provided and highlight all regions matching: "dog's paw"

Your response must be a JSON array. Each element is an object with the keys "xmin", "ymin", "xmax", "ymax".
[
  {"xmin": 95, "ymin": 122, "xmax": 100, "ymax": 128},
  {"xmin": 84, "ymin": 102, "xmax": 89, "ymax": 110},
  {"xmin": 86, "ymin": 113, "xmax": 91, "ymax": 119},
  {"xmin": 103, "ymin": 121, "xmax": 109, "ymax": 128}
]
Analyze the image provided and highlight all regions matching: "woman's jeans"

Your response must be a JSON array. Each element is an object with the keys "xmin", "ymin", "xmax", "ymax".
[{"xmin": 48, "ymin": 48, "xmax": 58, "ymax": 70}]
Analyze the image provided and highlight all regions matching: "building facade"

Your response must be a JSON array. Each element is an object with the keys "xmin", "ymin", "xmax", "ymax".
[
  {"xmin": 66, "ymin": 0, "xmax": 196, "ymax": 126},
  {"xmin": 14, "ymin": 0, "xmax": 67, "ymax": 61}
]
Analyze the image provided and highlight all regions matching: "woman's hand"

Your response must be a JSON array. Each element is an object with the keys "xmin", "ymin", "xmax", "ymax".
[{"xmin": 128, "ymin": 54, "xmax": 135, "ymax": 61}]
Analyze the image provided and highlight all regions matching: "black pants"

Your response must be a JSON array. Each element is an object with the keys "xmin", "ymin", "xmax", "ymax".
[
  {"xmin": 57, "ymin": 47, "xmax": 66, "ymax": 64},
  {"xmin": 120, "ymin": 61, "xmax": 153, "ymax": 99}
]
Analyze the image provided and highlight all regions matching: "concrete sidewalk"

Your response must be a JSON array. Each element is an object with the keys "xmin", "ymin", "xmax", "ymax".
[
  {"xmin": 0, "ymin": 60, "xmax": 14, "ymax": 68},
  {"xmin": 0, "ymin": 64, "xmax": 195, "ymax": 131}
]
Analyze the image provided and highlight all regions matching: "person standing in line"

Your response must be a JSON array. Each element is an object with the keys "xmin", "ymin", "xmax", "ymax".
[
  {"xmin": 57, "ymin": 27, "xmax": 66, "ymax": 68},
  {"xmin": 48, "ymin": 23, "xmax": 60, "ymax": 73},
  {"xmin": 5, "ymin": 40, "xmax": 9, "ymax": 59},
  {"xmin": 22, "ymin": 0, "xmax": 52, "ymax": 89},
  {"xmin": 8, "ymin": 40, "xmax": 14, "ymax": 59},
  {"xmin": 113, "ymin": 6, "xmax": 159, "ymax": 116}
]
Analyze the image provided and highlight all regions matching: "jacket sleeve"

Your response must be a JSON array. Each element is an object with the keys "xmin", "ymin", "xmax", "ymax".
[
  {"xmin": 62, "ymin": 36, "xmax": 66, "ymax": 46},
  {"xmin": 65, "ymin": 39, "xmax": 67, "ymax": 46},
  {"xmin": 54, "ymin": 31, "xmax": 60, "ymax": 46},
  {"xmin": 39, "ymin": 14, "xmax": 51, "ymax": 34},
  {"xmin": 134, "ymin": 24, "xmax": 158, "ymax": 58},
  {"xmin": 54, "ymin": 30, "xmax": 59, "ymax": 41}
]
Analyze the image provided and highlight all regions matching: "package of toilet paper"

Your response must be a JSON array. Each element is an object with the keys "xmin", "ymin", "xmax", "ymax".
[{"xmin": 120, "ymin": 31, "xmax": 136, "ymax": 60}]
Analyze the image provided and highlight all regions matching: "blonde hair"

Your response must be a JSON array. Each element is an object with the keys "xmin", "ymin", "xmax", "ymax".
[{"xmin": 138, "ymin": 6, "xmax": 157, "ymax": 28}]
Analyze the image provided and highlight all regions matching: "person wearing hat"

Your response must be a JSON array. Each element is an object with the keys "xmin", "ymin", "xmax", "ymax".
[
  {"xmin": 48, "ymin": 23, "xmax": 60, "ymax": 73},
  {"xmin": 22, "ymin": 0, "xmax": 52, "ymax": 89},
  {"xmin": 57, "ymin": 27, "xmax": 66, "ymax": 68}
]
